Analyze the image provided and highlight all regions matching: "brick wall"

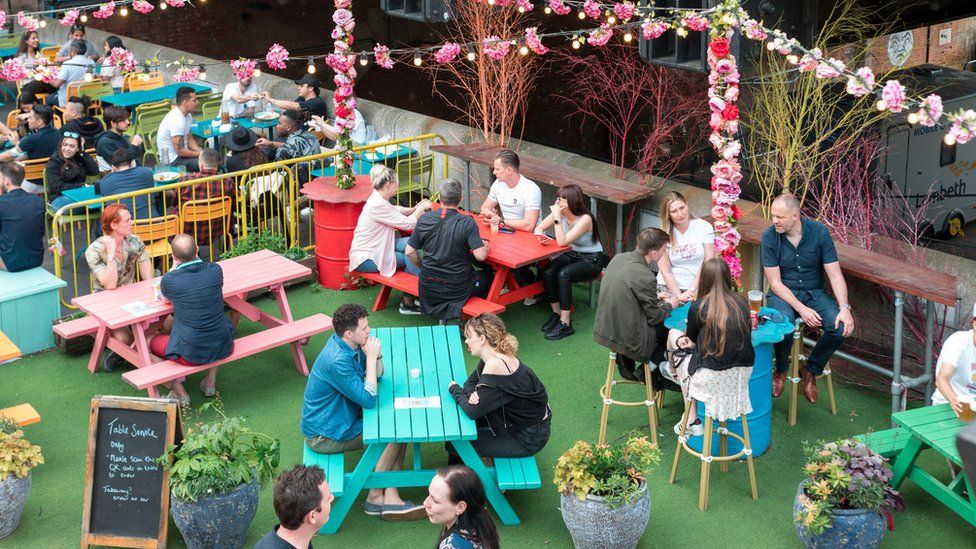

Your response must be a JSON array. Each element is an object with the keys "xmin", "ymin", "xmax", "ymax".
[{"xmin": 831, "ymin": 16, "xmax": 976, "ymax": 73}]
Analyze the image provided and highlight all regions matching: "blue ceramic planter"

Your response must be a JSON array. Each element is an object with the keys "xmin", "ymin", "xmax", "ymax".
[
  {"xmin": 171, "ymin": 480, "xmax": 258, "ymax": 549},
  {"xmin": 794, "ymin": 480, "xmax": 887, "ymax": 549}
]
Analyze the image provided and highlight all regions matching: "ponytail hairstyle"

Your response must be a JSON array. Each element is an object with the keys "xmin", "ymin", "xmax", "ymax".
[
  {"xmin": 695, "ymin": 257, "xmax": 749, "ymax": 358},
  {"xmin": 464, "ymin": 313, "xmax": 518, "ymax": 355},
  {"xmin": 433, "ymin": 466, "xmax": 500, "ymax": 549}
]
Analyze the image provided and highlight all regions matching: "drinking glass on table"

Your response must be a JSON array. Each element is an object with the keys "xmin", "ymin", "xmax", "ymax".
[
  {"xmin": 960, "ymin": 395, "xmax": 974, "ymax": 422},
  {"xmin": 748, "ymin": 290, "xmax": 764, "ymax": 315},
  {"xmin": 221, "ymin": 110, "xmax": 230, "ymax": 125},
  {"xmin": 490, "ymin": 217, "xmax": 499, "ymax": 235}
]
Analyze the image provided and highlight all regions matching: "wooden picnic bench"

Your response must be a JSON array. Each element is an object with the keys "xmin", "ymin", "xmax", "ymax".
[
  {"xmin": 0, "ymin": 403, "xmax": 40, "ymax": 427},
  {"xmin": 0, "ymin": 329, "xmax": 21, "ymax": 362},
  {"xmin": 431, "ymin": 142, "xmax": 657, "ymax": 254},
  {"xmin": 357, "ymin": 271, "xmax": 505, "ymax": 318}
]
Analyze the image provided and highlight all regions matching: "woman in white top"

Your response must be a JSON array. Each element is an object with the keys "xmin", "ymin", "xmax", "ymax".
[
  {"xmin": 657, "ymin": 191, "xmax": 715, "ymax": 304},
  {"xmin": 534, "ymin": 184, "xmax": 607, "ymax": 340},
  {"xmin": 13, "ymin": 30, "xmax": 42, "ymax": 70},
  {"xmin": 348, "ymin": 165, "xmax": 431, "ymax": 313},
  {"xmin": 99, "ymin": 36, "xmax": 128, "ymax": 92}
]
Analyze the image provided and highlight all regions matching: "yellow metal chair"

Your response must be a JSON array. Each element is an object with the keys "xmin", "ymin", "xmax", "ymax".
[
  {"xmin": 40, "ymin": 45, "xmax": 59, "ymax": 63},
  {"xmin": 131, "ymin": 100, "xmax": 171, "ymax": 136},
  {"xmin": 21, "ymin": 157, "xmax": 48, "ymax": 184},
  {"xmin": 597, "ymin": 351, "xmax": 661, "ymax": 446},
  {"xmin": 123, "ymin": 71, "xmax": 165, "ymax": 92},
  {"xmin": 132, "ymin": 214, "xmax": 180, "ymax": 261},
  {"xmin": 180, "ymin": 196, "xmax": 233, "ymax": 251},
  {"xmin": 394, "ymin": 153, "xmax": 434, "ymax": 203},
  {"xmin": 786, "ymin": 321, "xmax": 838, "ymax": 426}
]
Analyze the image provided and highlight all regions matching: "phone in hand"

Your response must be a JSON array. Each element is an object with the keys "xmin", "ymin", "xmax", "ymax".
[{"xmin": 498, "ymin": 226, "xmax": 516, "ymax": 235}]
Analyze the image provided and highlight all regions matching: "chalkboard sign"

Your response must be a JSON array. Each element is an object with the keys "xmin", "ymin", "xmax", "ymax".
[{"xmin": 81, "ymin": 396, "xmax": 180, "ymax": 549}]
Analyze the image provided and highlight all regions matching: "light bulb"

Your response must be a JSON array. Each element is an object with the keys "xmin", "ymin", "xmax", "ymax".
[
  {"xmin": 907, "ymin": 113, "xmax": 919, "ymax": 124},
  {"xmin": 121, "ymin": 7, "xmax": 128, "ymax": 16},
  {"xmin": 466, "ymin": 51, "xmax": 476, "ymax": 61},
  {"xmin": 83, "ymin": 71, "xmax": 93, "ymax": 82},
  {"xmin": 518, "ymin": 6, "xmax": 525, "ymax": 12},
  {"xmin": 676, "ymin": 27, "xmax": 688, "ymax": 37},
  {"xmin": 198, "ymin": 65, "xmax": 207, "ymax": 80},
  {"xmin": 253, "ymin": 68, "xmax": 261, "ymax": 77},
  {"xmin": 607, "ymin": 16, "xmax": 616, "ymax": 24},
  {"xmin": 519, "ymin": 45, "xmax": 529, "ymax": 56},
  {"xmin": 413, "ymin": 52, "xmax": 422, "ymax": 66},
  {"xmin": 39, "ymin": 20, "xmax": 46, "ymax": 28},
  {"xmin": 623, "ymin": 32, "xmax": 633, "ymax": 43},
  {"xmin": 578, "ymin": 11, "xmax": 586, "ymax": 19},
  {"xmin": 160, "ymin": 2, "xmax": 167, "ymax": 10},
  {"xmin": 359, "ymin": 55, "xmax": 368, "ymax": 66},
  {"xmin": 488, "ymin": 0, "xmax": 495, "ymax": 4},
  {"xmin": 945, "ymin": 133, "xmax": 957, "ymax": 146},
  {"xmin": 786, "ymin": 54, "xmax": 799, "ymax": 64},
  {"xmin": 571, "ymin": 39, "xmax": 581, "ymax": 50},
  {"xmin": 307, "ymin": 59, "xmax": 316, "ymax": 74},
  {"xmin": 544, "ymin": 6, "xmax": 551, "ymax": 14},
  {"xmin": 876, "ymin": 99, "xmax": 887, "ymax": 111}
]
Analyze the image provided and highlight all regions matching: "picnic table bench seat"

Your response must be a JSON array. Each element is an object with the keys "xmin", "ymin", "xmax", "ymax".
[
  {"xmin": 493, "ymin": 456, "xmax": 542, "ymax": 490},
  {"xmin": 358, "ymin": 271, "xmax": 505, "ymax": 318},
  {"xmin": 0, "ymin": 403, "xmax": 40, "ymax": 427},
  {"xmin": 121, "ymin": 314, "xmax": 332, "ymax": 395},
  {"xmin": 53, "ymin": 315, "xmax": 100, "ymax": 340},
  {"xmin": 303, "ymin": 442, "xmax": 345, "ymax": 496},
  {"xmin": 0, "ymin": 329, "xmax": 21, "ymax": 362},
  {"xmin": 853, "ymin": 427, "xmax": 911, "ymax": 459}
]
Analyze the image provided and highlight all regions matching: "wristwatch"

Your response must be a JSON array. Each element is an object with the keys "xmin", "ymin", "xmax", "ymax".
[{"xmin": 840, "ymin": 304, "xmax": 852, "ymax": 311}]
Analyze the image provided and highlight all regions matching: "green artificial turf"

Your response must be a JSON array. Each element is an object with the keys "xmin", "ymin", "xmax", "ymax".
[{"xmin": 1, "ymin": 282, "xmax": 974, "ymax": 548}]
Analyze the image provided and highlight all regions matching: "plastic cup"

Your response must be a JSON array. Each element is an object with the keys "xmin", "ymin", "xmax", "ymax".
[
  {"xmin": 748, "ymin": 290, "xmax": 763, "ymax": 315},
  {"xmin": 410, "ymin": 368, "xmax": 420, "ymax": 379},
  {"xmin": 490, "ymin": 219, "xmax": 499, "ymax": 235}
]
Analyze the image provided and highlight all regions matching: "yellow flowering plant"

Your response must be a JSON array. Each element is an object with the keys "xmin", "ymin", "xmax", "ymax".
[
  {"xmin": 0, "ymin": 429, "xmax": 44, "ymax": 480},
  {"xmin": 554, "ymin": 434, "xmax": 660, "ymax": 509}
]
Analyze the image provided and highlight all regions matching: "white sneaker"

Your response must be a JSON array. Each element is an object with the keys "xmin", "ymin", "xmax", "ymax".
[
  {"xmin": 674, "ymin": 418, "xmax": 704, "ymax": 437},
  {"xmin": 523, "ymin": 296, "xmax": 540, "ymax": 306},
  {"xmin": 300, "ymin": 206, "xmax": 312, "ymax": 220}
]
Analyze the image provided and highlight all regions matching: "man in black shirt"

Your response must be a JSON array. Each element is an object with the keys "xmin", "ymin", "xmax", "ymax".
[
  {"xmin": 95, "ymin": 106, "xmax": 144, "ymax": 170},
  {"xmin": 405, "ymin": 179, "xmax": 491, "ymax": 323},
  {"xmin": 262, "ymin": 75, "xmax": 332, "ymax": 119},
  {"xmin": 254, "ymin": 464, "xmax": 332, "ymax": 549},
  {"xmin": 0, "ymin": 163, "xmax": 46, "ymax": 272}
]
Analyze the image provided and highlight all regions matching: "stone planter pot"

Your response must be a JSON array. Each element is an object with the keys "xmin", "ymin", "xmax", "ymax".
[
  {"xmin": 0, "ymin": 472, "xmax": 31, "ymax": 539},
  {"xmin": 794, "ymin": 480, "xmax": 886, "ymax": 549},
  {"xmin": 171, "ymin": 479, "xmax": 258, "ymax": 549},
  {"xmin": 559, "ymin": 481, "xmax": 650, "ymax": 549}
]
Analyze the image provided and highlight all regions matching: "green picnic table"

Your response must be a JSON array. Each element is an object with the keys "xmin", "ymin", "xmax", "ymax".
[
  {"xmin": 318, "ymin": 325, "xmax": 528, "ymax": 534},
  {"xmin": 99, "ymin": 82, "xmax": 211, "ymax": 109},
  {"xmin": 889, "ymin": 403, "xmax": 976, "ymax": 526}
]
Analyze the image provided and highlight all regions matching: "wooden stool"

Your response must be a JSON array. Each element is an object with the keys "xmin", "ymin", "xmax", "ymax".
[
  {"xmin": 597, "ymin": 351, "xmax": 660, "ymax": 446},
  {"xmin": 669, "ymin": 397, "xmax": 758, "ymax": 511},
  {"xmin": 787, "ymin": 321, "xmax": 838, "ymax": 426}
]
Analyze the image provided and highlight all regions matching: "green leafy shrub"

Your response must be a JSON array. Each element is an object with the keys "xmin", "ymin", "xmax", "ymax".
[
  {"xmin": 0, "ymin": 430, "xmax": 43, "ymax": 479},
  {"xmin": 159, "ymin": 400, "xmax": 280, "ymax": 502},
  {"xmin": 220, "ymin": 228, "xmax": 308, "ymax": 261},
  {"xmin": 553, "ymin": 434, "xmax": 660, "ymax": 508}
]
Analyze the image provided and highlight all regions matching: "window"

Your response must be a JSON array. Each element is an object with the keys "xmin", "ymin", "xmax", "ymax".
[{"xmin": 940, "ymin": 139, "xmax": 957, "ymax": 167}]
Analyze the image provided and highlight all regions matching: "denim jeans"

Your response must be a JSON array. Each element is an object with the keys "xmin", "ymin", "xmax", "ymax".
[
  {"xmin": 766, "ymin": 290, "xmax": 845, "ymax": 375},
  {"xmin": 354, "ymin": 237, "xmax": 420, "ymax": 276}
]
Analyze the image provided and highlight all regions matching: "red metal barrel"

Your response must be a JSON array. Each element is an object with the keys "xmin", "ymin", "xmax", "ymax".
[{"xmin": 301, "ymin": 176, "xmax": 372, "ymax": 289}]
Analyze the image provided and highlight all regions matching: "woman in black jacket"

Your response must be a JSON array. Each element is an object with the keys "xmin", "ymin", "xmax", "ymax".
[
  {"xmin": 46, "ymin": 133, "xmax": 99, "ymax": 210},
  {"xmin": 448, "ymin": 314, "xmax": 550, "ymax": 461},
  {"xmin": 668, "ymin": 257, "xmax": 755, "ymax": 435}
]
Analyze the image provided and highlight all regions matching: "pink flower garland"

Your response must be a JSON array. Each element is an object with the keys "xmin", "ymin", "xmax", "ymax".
[
  {"xmin": 0, "ymin": 59, "xmax": 28, "ymax": 82},
  {"xmin": 0, "ymin": 11, "xmax": 6, "ymax": 30},
  {"xmin": 844, "ymin": 66, "xmax": 874, "ymax": 97},
  {"xmin": 108, "ymin": 47, "xmax": 136, "ymax": 73},
  {"xmin": 516, "ymin": 0, "xmax": 534, "ymax": 12},
  {"xmin": 915, "ymin": 94, "xmax": 943, "ymax": 127},
  {"xmin": 684, "ymin": 14, "xmax": 709, "ymax": 32},
  {"xmin": 265, "ymin": 44, "xmax": 289, "ymax": 70},
  {"xmin": 231, "ymin": 58, "xmax": 257, "ymax": 81},
  {"xmin": 31, "ymin": 59, "xmax": 57, "ymax": 84},
  {"xmin": 60, "ymin": 9, "xmax": 80, "ymax": 26},
  {"xmin": 483, "ymin": 37, "xmax": 511, "ymax": 60},
  {"xmin": 435, "ymin": 42, "xmax": 461, "ymax": 64},
  {"xmin": 587, "ymin": 24, "xmax": 613, "ymax": 47},
  {"xmin": 525, "ymin": 27, "xmax": 548, "ymax": 55},
  {"xmin": 374, "ymin": 45, "xmax": 394, "ymax": 69},
  {"xmin": 613, "ymin": 2, "xmax": 636, "ymax": 21},
  {"xmin": 642, "ymin": 19, "xmax": 668, "ymax": 40},
  {"xmin": 548, "ymin": 0, "xmax": 571, "ymax": 15},
  {"xmin": 16, "ymin": 12, "xmax": 40, "ymax": 32},
  {"xmin": 583, "ymin": 0, "xmax": 601, "ymax": 20},
  {"xmin": 330, "ymin": 0, "xmax": 358, "ymax": 189},
  {"xmin": 132, "ymin": 1, "xmax": 154, "ymax": 14},
  {"xmin": 93, "ymin": 2, "xmax": 116, "ymax": 19},
  {"xmin": 881, "ymin": 80, "xmax": 906, "ymax": 113},
  {"xmin": 173, "ymin": 66, "xmax": 200, "ymax": 82},
  {"xmin": 165, "ymin": 0, "xmax": 187, "ymax": 7}
]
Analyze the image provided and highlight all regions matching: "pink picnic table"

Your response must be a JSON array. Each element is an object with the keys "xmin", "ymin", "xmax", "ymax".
[{"xmin": 72, "ymin": 250, "xmax": 315, "ymax": 393}]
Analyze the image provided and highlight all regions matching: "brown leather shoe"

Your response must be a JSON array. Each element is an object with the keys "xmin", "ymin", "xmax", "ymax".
[
  {"xmin": 772, "ymin": 371, "xmax": 786, "ymax": 398},
  {"xmin": 802, "ymin": 369, "xmax": 818, "ymax": 404}
]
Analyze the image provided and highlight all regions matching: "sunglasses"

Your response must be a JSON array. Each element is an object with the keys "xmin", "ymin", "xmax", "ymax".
[{"xmin": 63, "ymin": 131, "xmax": 80, "ymax": 139}]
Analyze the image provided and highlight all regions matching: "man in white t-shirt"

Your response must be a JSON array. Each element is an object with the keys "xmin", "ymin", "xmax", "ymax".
[
  {"xmin": 157, "ymin": 86, "xmax": 201, "ymax": 171},
  {"xmin": 221, "ymin": 73, "xmax": 260, "ymax": 119},
  {"xmin": 934, "ymin": 303, "xmax": 976, "ymax": 415},
  {"xmin": 479, "ymin": 148, "xmax": 541, "ymax": 231}
]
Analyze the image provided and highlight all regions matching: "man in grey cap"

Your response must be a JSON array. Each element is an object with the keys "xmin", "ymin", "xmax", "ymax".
[{"xmin": 261, "ymin": 75, "xmax": 331, "ymax": 118}]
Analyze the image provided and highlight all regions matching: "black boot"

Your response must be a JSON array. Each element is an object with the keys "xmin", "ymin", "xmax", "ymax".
[
  {"xmin": 541, "ymin": 312, "xmax": 560, "ymax": 332},
  {"xmin": 545, "ymin": 321, "xmax": 575, "ymax": 340}
]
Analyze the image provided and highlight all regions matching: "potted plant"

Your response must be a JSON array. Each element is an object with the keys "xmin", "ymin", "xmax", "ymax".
[
  {"xmin": 554, "ymin": 435, "xmax": 660, "ymax": 549},
  {"xmin": 221, "ymin": 228, "xmax": 315, "ymax": 288},
  {"xmin": 794, "ymin": 438, "xmax": 905, "ymax": 549},
  {"xmin": 0, "ymin": 419, "xmax": 43, "ymax": 539},
  {"xmin": 159, "ymin": 401, "xmax": 280, "ymax": 549}
]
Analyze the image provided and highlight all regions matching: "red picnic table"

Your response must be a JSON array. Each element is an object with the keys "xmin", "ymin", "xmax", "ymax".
[{"xmin": 70, "ymin": 250, "xmax": 331, "ymax": 397}]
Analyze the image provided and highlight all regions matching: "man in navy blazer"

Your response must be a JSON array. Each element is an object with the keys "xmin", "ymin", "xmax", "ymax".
[{"xmin": 149, "ymin": 234, "xmax": 234, "ymax": 402}]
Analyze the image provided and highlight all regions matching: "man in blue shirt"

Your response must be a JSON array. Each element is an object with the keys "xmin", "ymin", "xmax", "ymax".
[
  {"xmin": 301, "ymin": 303, "xmax": 425, "ymax": 520},
  {"xmin": 0, "ymin": 163, "xmax": 45, "ymax": 272},
  {"xmin": 96, "ymin": 149, "xmax": 158, "ymax": 221},
  {"xmin": 761, "ymin": 193, "xmax": 855, "ymax": 404}
]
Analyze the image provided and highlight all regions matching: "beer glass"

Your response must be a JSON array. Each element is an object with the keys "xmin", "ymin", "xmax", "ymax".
[
  {"xmin": 748, "ymin": 290, "xmax": 763, "ymax": 315},
  {"xmin": 960, "ymin": 396, "xmax": 974, "ymax": 422},
  {"xmin": 220, "ymin": 110, "xmax": 231, "ymax": 125}
]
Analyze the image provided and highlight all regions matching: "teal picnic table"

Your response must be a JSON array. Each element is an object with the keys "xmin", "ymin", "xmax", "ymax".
[
  {"xmin": 320, "ymin": 325, "xmax": 524, "ymax": 534},
  {"xmin": 190, "ymin": 115, "xmax": 280, "ymax": 143},
  {"xmin": 99, "ymin": 82, "xmax": 211, "ymax": 109},
  {"xmin": 889, "ymin": 403, "xmax": 976, "ymax": 526}
]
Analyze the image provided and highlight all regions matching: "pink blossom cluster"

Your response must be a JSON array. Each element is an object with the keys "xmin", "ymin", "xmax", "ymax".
[
  {"xmin": 814, "ymin": 58, "xmax": 845, "ymax": 79},
  {"xmin": 435, "ymin": 42, "xmax": 461, "ymax": 64},
  {"xmin": 525, "ymin": 27, "xmax": 548, "ymax": 55},
  {"xmin": 587, "ymin": 25, "xmax": 613, "ymax": 47},
  {"xmin": 483, "ymin": 36, "xmax": 511, "ymax": 60},
  {"xmin": 613, "ymin": 2, "xmax": 636, "ymax": 22},
  {"xmin": 265, "ymin": 44, "xmax": 289, "ymax": 70},
  {"xmin": 0, "ymin": 11, "xmax": 6, "ymax": 30},
  {"xmin": 547, "ymin": 0, "xmax": 571, "ymax": 15},
  {"xmin": 880, "ymin": 80, "xmax": 906, "ymax": 113},
  {"xmin": 173, "ymin": 66, "xmax": 200, "ymax": 82},
  {"xmin": 683, "ymin": 14, "xmax": 709, "ymax": 32},
  {"xmin": 494, "ymin": 0, "xmax": 513, "ymax": 6},
  {"xmin": 108, "ymin": 47, "xmax": 136, "ymax": 73},
  {"xmin": 16, "ymin": 11, "xmax": 40, "ymax": 32},
  {"xmin": 374, "ymin": 45, "xmax": 394, "ymax": 69},
  {"xmin": 331, "ymin": 0, "xmax": 359, "ymax": 189},
  {"xmin": 641, "ymin": 19, "xmax": 668, "ymax": 40},
  {"xmin": 132, "ymin": 1, "xmax": 154, "ymax": 14},
  {"xmin": 741, "ymin": 19, "xmax": 766, "ymax": 41},
  {"xmin": 844, "ymin": 66, "xmax": 874, "ymax": 97},
  {"xmin": 797, "ymin": 49, "xmax": 822, "ymax": 73},
  {"xmin": 947, "ymin": 109, "xmax": 976, "ymax": 144},
  {"xmin": 335, "ymin": 0, "xmax": 351, "ymax": 7},
  {"xmin": 0, "ymin": 59, "xmax": 28, "ymax": 82},
  {"xmin": 583, "ymin": 0, "xmax": 601, "ymax": 20},
  {"xmin": 165, "ymin": 0, "xmax": 187, "ymax": 7},
  {"xmin": 60, "ymin": 9, "xmax": 80, "ymax": 26},
  {"xmin": 516, "ymin": 0, "xmax": 534, "ymax": 12},
  {"xmin": 915, "ymin": 94, "xmax": 943, "ymax": 127},
  {"xmin": 31, "ymin": 59, "xmax": 57, "ymax": 84},
  {"xmin": 93, "ymin": 2, "xmax": 116, "ymax": 19},
  {"xmin": 231, "ymin": 58, "xmax": 257, "ymax": 81},
  {"xmin": 333, "ymin": 9, "xmax": 355, "ymax": 32}
]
